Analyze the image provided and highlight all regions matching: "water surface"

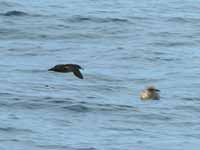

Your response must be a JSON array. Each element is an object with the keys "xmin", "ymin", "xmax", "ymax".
[{"xmin": 0, "ymin": 0, "xmax": 200, "ymax": 149}]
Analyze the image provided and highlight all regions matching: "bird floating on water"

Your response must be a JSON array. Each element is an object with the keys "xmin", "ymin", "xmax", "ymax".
[
  {"xmin": 139, "ymin": 86, "xmax": 160, "ymax": 100},
  {"xmin": 48, "ymin": 64, "xmax": 83, "ymax": 79}
]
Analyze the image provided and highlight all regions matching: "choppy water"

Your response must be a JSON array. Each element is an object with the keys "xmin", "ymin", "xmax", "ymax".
[{"xmin": 0, "ymin": 0, "xmax": 200, "ymax": 149}]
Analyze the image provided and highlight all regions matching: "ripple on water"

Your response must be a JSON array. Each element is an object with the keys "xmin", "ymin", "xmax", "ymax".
[
  {"xmin": 0, "ymin": 127, "xmax": 34, "ymax": 134},
  {"xmin": 182, "ymin": 97, "xmax": 200, "ymax": 102},
  {"xmin": 2, "ymin": 10, "xmax": 28, "ymax": 16},
  {"xmin": 37, "ymin": 145, "xmax": 97, "ymax": 150},
  {"xmin": 61, "ymin": 101, "xmax": 137, "ymax": 113},
  {"xmin": 150, "ymin": 41, "xmax": 196, "ymax": 48},
  {"xmin": 62, "ymin": 104, "xmax": 91, "ymax": 113},
  {"xmin": 1, "ymin": 10, "xmax": 44, "ymax": 17},
  {"xmin": 67, "ymin": 15, "xmax": 131, "ymax": 24},
  {"xmin": 166, "ymin": 16, "xmax": 200, "ymax": 24}
]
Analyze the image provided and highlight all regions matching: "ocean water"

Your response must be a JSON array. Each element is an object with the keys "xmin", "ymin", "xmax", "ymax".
[{"xmin": 0, "ymin": 0, "xmax": 200, "ymax": 149}]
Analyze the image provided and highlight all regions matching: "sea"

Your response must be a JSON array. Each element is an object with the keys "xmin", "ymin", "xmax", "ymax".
[{"xmin": 0, "ymin": 0, "xmax": 200, "ymax": 149}]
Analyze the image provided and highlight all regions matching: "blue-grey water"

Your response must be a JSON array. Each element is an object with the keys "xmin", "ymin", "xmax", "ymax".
[{"xmin": 0, "ymin": 0, "xmax": 200, "ymax": 149}]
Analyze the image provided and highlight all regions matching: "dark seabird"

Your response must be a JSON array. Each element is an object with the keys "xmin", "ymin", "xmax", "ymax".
[
  {"xmin": 48, "ymin": 64, "xmax": 83, "ymax": 79},
  {"xmin": 139, "ymin": 86, "xmax": 160, "ymax": 100}
]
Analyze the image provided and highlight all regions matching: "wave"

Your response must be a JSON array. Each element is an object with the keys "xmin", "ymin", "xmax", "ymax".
[
  {"xmin": 0, "ymin": 127, "xmax": 34, "ymax": 133},
  {"xmin": 167, "ymin": 17, "xmax": 189, "ymax": 23},
  {"xmin": 151, "ymin": 41, "xmax": 196, "ymax": 47},
  {"xmin": 183, "ymin": 97, "xmax": 200, "ymax": 101},
  {"xmin": 0, "ymin": 10, "xmax": 43, "ymax": 17},
  {"xmin": 1, "ymin": 10, "xmax": 28, "ymax": 16},
  {"xmin": 68, "ymin": 15, "xmax": 131, "ymax": 24},
  {"xmin": 62, "ymin": 104, "xmax": 91, "ymax": 112},
  {"xmin": 37, "ymin": 145, "xmax": 97, "ymax": 150},
  {"xmin": 167, "ymin": 16, "xmax": 200, "ymax": 24},
  {"xmin": 61, "ymin": 101, "xmax": 137, "ymax": 113}
]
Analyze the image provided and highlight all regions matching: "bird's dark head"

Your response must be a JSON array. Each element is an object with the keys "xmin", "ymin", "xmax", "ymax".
[{"xmin": 147, "ymin": 86, "xmax": 160, "ymax": 92}]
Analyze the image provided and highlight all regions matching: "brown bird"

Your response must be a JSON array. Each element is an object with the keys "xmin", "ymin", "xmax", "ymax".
[
  {"xmin": 48, "ymin": 64, "xmax": 83, "ymax": 79},
  {"xmin": 139, "ymin": 86, "xmax": 160, "ymax": 100}
]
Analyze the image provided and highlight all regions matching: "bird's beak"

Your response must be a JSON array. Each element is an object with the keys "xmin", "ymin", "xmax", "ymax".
[
  {"xmin": 48, "ymin": 68, "xmax": 53, "ymax": 71},
  {"xmin": 155, "ymin": 89, "xmax": 160, "ymax": 92}
]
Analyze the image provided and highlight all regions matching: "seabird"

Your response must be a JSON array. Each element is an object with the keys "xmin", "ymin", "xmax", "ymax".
[
  {"xmin": 139, "ymin": 86, "xmax": 160, "ymax": 100},
  {"xmin": 48, "ymin": 64, "xmax": 83, "ymax": 79}
]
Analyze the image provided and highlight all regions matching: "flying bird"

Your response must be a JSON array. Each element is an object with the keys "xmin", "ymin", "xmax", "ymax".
[{"xmin": 48, "ymin": 64, "xmax": 83, "ymax": 79}]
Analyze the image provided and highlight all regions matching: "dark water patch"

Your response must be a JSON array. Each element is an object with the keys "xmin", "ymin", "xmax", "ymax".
[
  {"xmin": 183, "ymin": 97, "xmax": 200, "ymax": 101},
  {"xmin": 49, "ymin": 100, "xmax": 67, "ymax": 104},
  {"xmin": 9, "ymin": 114, "xmax": 20, "ymax": 120},
  {"xmin": 76, "ymin": 148, "xmax": 97, "ymax": 150},
  {"xmin": 167, "ymin": 16, "xmax": 200, "ymax": 24},
  {"xmin": 1, "ymin": 10, "xmax": 44, "ymax": 18},
  {"xmin": 118, "ymin": 55, "xmax": 138, "ymax": 60},
  {"xmin": 9, "ymin": 101, "xmax": 52, "ymax": 110},
  {"xmin": 151, "ymin": 41, "xmax": 196, "ymax": 47},
  {"xmin": 48, "ymin": 98, "xmax": 74, "ymax": 105},
  {"xmin": 145, "ymin": 56, "xmax": 181, "ymax": 63},
  {"xmin": 60, "ymin": 100, "xmax": 137, "ymax": 113},
  {"xmin": 0, "ymin": 127, "xmax": 34, "ymax": 134},
  {"xmin": 2, "ymin": 10, "xmax": 28, "ymax": 16},
  {"xmin": 0, "ymin": 92, "xmax": 14, "ymax": 96},
  {"xmin": 62, "ymin": 104, "xmax": 91, "ymax": 113},
  {"xmin": 86, "ymin": 96, "xmax": 97, "ymax": 99},
  {"xmin": 149, "ymin": 31, "xmax": 180, "ymax": 38},
  {"xmin": 37, "ymin": 145, "xmax": 71, "ymax": 150},
  {"xmin": 58, "ymin": 24, "xmax": 70, "ymax": 28},
  {"xmin": 0, "ymin": 138, "xmax": 20, "ymax": 142},
  {"xmin": 128, "ymin": 15, "xmax": 151, "ymax": 21},
  {"xmin": 38, "ymin": 145, "xmax": 97, "ymax": 150},
  {"xmin": 133, "ymin": 78, "xmax": 162, "ymax": 84},
  {"xmin": 95, "ymin": 103, "xmax": 135, "ymax": 112},
  {"xmin": 134, "ymin": 113, "xmax": 172, "ymax": 121},
  {"xmin": 0, "ymin": 28, "xmax": 20, "ymax": 35},
  {"xmin": 183, "ymin": 133, "xmax": 200, "ymax": 139},
  {"xmin": 68, "ymin": 15, "xmax": 131, "ymax": 24},
  {"xmin": 73, "ymin": 101, "xmax": 137, "ymax": 112},
  {"xmin": 167, "ymin": 17, "xmax": 189, "ymax": 23},
  {"xmin": 5, "ymin": 96, "xmax": 75, "ymax": 107},
  {"xmin": 170, "ymin": 121, "xmax": 199, "ymax": 128},
  {"xmin": 152, "ymin": 51, "xmax": 170, "ymax": 56},
  {"xmin": 102, "ymin": 126, "xmax": 143, "ymax": 132}
]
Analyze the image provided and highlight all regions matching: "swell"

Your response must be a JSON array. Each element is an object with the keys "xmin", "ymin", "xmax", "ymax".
[
  {"xmin": 2, "ymin": 95, "xmax": 137, "ymax": 113},
  {"xmin": 54, "ymin": 100, "xmax": 137, "ymax": 113},
  {"xmin": 0, "ymin": 126, "xmax": 34, "ymax": 134},
  {"xmin": 1, "ymin": 10, "xmax": 28, "ymax": 16},
  {"xmin": 150, "ymin": 41, "xmax": 196, "ymax": 47},
  {"xmin": 0, "ymin": 10, "xmax": 43, "ymax": 17},
  {"xmin": 67, "ymin": 15, "xmax": 131, "ymax": 24},
  {"xmin": 166, "ymin": 16, "xmax": 200, "ymax": 24}
]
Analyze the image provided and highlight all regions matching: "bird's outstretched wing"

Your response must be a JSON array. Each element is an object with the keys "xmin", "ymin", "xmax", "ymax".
[{"xmin": 73, "ymin": 69, "xmax": 83, "ymax": 79}]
